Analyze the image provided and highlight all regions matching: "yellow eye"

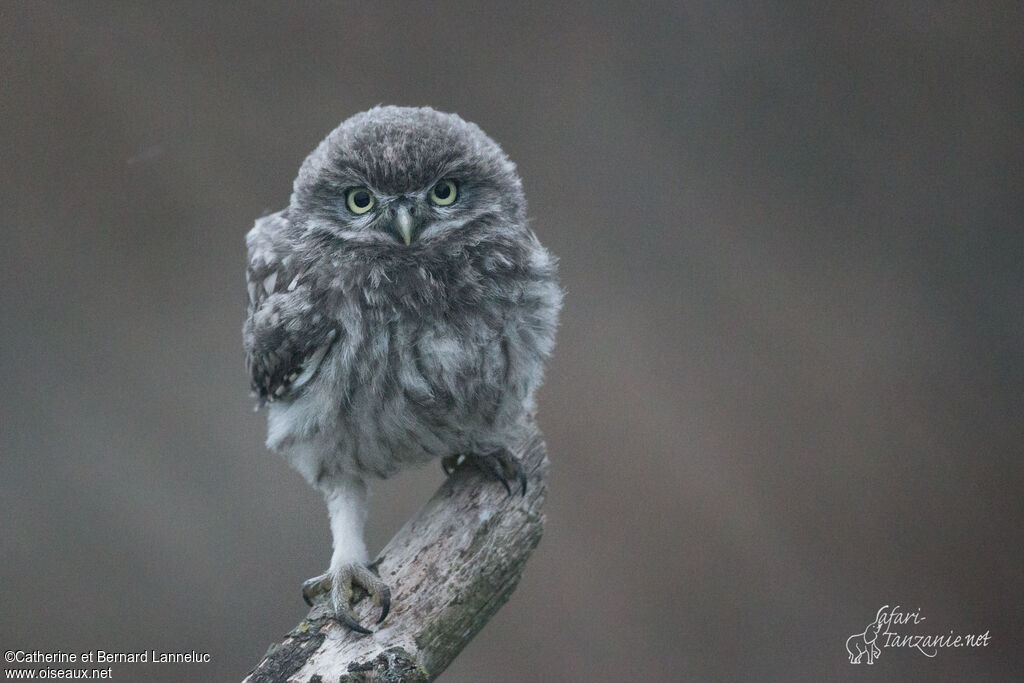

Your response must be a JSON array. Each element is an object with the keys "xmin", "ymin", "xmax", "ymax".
[
  {"xmin": 346, "ymin": 187, "xmax": 375, "ymax": 214},
  {"xmin": 429, "ymin": 179, "xmax": 457, "ymax": 206}
]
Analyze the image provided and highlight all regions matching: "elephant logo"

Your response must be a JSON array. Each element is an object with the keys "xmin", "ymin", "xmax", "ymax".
[{"xmin": 846, "ymin": 606, "xmax": 887, "ymax": 665}]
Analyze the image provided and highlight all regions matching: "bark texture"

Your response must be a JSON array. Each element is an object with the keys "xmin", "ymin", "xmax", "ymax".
[{"xmin": 244, "ymin": 431, "xmax": 549, "ymax": 682}]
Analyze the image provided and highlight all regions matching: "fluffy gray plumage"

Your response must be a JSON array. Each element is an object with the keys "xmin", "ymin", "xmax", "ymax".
[{"xmin": 243, "ymin": 106, "xmax": 561, "ymax": 632}]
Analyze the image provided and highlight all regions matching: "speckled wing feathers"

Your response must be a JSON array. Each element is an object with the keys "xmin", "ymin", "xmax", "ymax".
[{"xmin": 244, "ymin": 211, "xmax": 338, "ymax": 403}]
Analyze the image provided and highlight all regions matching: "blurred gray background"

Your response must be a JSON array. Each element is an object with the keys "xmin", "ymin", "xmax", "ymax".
[{"xmin": 2, "ymin": 2, "xmax": 1021, "ymax": 681}]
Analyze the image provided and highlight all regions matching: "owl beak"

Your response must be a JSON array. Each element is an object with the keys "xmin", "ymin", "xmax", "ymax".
[{"xmin": 394, "ymin": 206, "xmax": 415, "ymax": 245}]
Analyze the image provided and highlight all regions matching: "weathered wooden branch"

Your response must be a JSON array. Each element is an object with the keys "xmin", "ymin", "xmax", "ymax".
[{"xmin": 244, "ymin": 431, "xmax": 549, "ymax": 683}]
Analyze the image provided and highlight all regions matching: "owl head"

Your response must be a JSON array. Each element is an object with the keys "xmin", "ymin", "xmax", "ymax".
[{"xmin": 288, "ymin": 106, "xmax": 526, "ymax": 247}]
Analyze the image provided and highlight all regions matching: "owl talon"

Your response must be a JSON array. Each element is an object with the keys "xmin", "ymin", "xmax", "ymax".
[
  {"xmin": 301, "ymin": 571, "xmax": 331, "ymax": 607},
  {"xmin": 302, "ymin": 562, "xmax": 390, "ymax": 634},
  {"xmin": 441, "ymin": 454, "xmax": 464, "ymax": 476},
  {"xmin": 336, "ymin": 609, "xmax": 373, "ymax": 635},
  {"xmin": 465, "ymin": 448, "xmax": 527, "ymax": 496}
]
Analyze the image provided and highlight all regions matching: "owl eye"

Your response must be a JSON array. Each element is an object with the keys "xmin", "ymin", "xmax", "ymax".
[
  {"xmin": 346, "ymin": 187, "xmax": 375, "ymax": 215},
  {"xmin": 429, "ymin": 179, "xmax": 457, "ymax": 206}
]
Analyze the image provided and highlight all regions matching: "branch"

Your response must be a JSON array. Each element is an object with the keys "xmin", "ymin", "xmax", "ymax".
[{"xmin": 244, "ymin": 430, "xmax": 549, "ymax": 683}]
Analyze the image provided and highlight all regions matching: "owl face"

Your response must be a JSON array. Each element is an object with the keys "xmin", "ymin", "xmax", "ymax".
[{"xmin": 289, "ymin": 106, "xmax": 525, "ymax": 248}]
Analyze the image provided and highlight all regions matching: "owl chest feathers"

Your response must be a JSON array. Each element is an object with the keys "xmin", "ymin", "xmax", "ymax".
[{"xmin": 266, "ymin": 246, "xmax": 553, "ymax": 483}]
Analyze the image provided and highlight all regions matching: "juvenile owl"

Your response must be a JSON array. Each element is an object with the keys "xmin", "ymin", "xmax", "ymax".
[{"xmin": 243, "ymin": 106, "xmax": 561, "ymax": 633}]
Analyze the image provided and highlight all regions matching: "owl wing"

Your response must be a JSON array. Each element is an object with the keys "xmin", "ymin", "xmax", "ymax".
[{"xmin": 243, "ymin": 210, "xmax": 337, "ymax": 405}]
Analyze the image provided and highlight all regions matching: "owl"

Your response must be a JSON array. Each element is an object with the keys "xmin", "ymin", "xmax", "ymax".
[{"xmin": 243, "ymin": 106, "xmax": 561, "ymax": 633}]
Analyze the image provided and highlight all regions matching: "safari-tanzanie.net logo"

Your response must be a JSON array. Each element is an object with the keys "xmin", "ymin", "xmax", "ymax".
[{"xmin": 846, "ymin": 605, "xmax": 991, "ymax": 665}]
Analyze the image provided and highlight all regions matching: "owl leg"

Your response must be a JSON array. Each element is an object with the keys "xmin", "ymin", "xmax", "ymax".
[
  {"xmin": 301, "ymin": 477, "xmax": 391, "ymax": 634},
  {"xmin": 456, "ymin": 447, "xmax": 527, "ymax": 496}
]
